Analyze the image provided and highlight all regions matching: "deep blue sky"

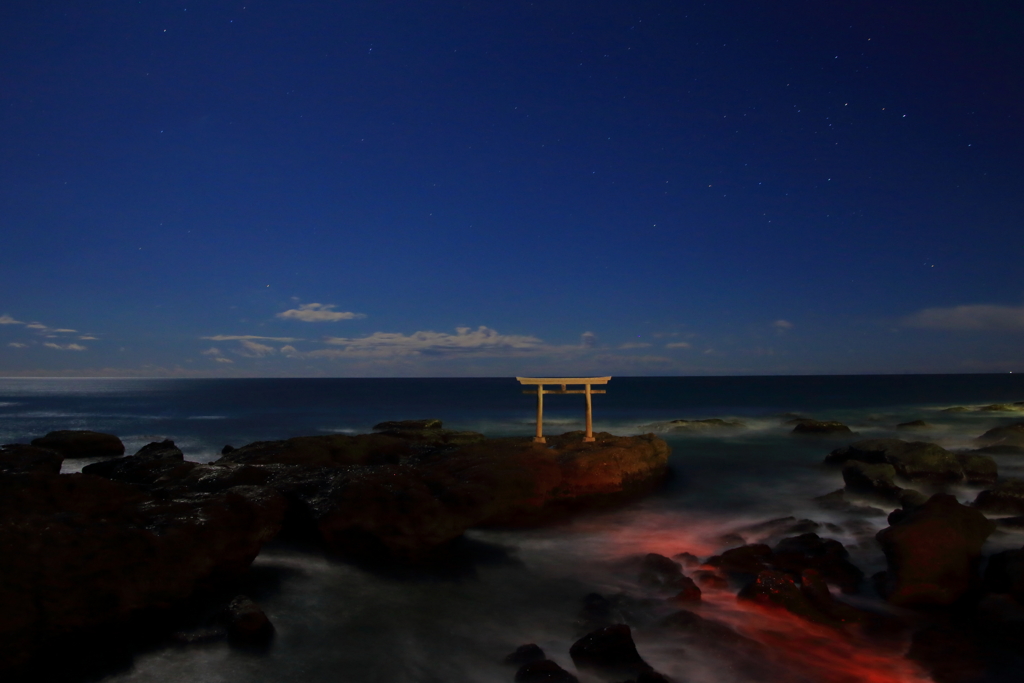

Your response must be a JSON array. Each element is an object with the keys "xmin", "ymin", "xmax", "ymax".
[{"xmin": 2, "ymin": 1, "xmax": 1022, "ymax": 377}]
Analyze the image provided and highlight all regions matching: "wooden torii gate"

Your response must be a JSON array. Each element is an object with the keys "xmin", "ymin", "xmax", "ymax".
[{"xmin": 517, "ymin": 376, "xmax": 611, "ymax": 443}]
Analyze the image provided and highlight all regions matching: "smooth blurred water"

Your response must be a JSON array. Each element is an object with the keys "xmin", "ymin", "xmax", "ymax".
[{"xmin": 3, "ymin": 375, "xmax": 1024, "ymax": 683}]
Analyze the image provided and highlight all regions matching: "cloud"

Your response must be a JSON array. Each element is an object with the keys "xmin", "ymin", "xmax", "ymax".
[
  {"xmin": 318, "ymin": 326, "xmax": 544, "ymax": 358},
  {"xmin": 665, "ymin": 342, "xmax": 692, "ymax": 349},
  {"xmin": 8, "ymin": 342, "xmax": 28, "ymax": 348},
  {"xmin": 0, "ymin": 315, "xmax": 24, "ymax": 325},
  {"xmin": 773, "ymin": 319, "xmax": 793, "ymax": 330},
  {"xmin": 276, "ymin": 303, "xmax": 365, "ymax": 322},
  {"xmin": 214, "ymin": 357, "xmax": 234, "ymax": 364},
  {"xmin": 79, "ymin": 336, "xmax": 98, "ymax": 340},
  {"xmin": 234, "ymin": 340, "xmax": 276, "ymax": 357},
  {"xmin": 43, "ymin": 342, "xmax": 87, "ymax": 351},
  {"xmin": 51, "ymin": 328, "xmax": 78, "ymax": 333},
  {"xmin": 905, "ymin": 304, "xmax": 1024, "ymax": 331},
  {"xmin": 203, "ymin": 335, "xmax": 302, "ymax": 342},
  {"xmin": 201, "ymin": 347, "xmax": 223, "ymax": 357},
  {"xmin": 280, "ymin": 345, "xmax": 301, "ymax": 358},
  {"xmin": 25, "ymin": 323, "xmax": 47, "ymax": 330},
  {"xmin": 619, "ymin": 342, "xmax": 652, "ymax": 349}
]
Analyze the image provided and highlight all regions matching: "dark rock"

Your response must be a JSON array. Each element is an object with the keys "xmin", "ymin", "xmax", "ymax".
[
  {"xmin": 955, "ymin": 452, "xmax": 998, "ymax": 485},
  {"xmin": 83, "ymin": 439, "xmax": 196, "ymax": 487},
  {"xmin": 812, "ymin": 489, "xmax": 887, "ymax": 516},
  {"xmin": 737, "ymin": 570, "xmax": 843, "ymax": 626},
  {"xmin": 842, "ymin": 461, "xmax": 902, "ymax": 503},
  {"xmin": 225, "ymin": 595, "xmax": 273, "ymax": 646},
  {"xmin": 30, "ymin": 429, "xmax": 124, "ymax": 458},
  {"xmin": 372, "ymin": 419, "xmax": 443, "ymax": 431},
  {"xmin": 569, "ymin": 624, "xmax": 653, "ymax": 680},
  {"xmin": 0, "ymin": 471, "xmax": 286, "ymax": 676},
  {"xmin": 515, "ymin": 659, "xmax": 579, "ymax": 683},
  {"xmin": 994, "ymin": 515, "xmax": 1024, "ymax": 530},
  {"xmin": 672, "ymin": 552, "xmax": 699, "ymax": 567},
  {"xmin": 218, "ymin": 433, "xmax": 415, "ymax": 467},
  {"xmin": 941, "ymin": 406, "xmax": 971, "ymax": 413},
  {"xmin": 504, "ymin": 643, "xmax": 546, "ymax": 666},
  {"xmin": 648, "ymin": 418, "xmax": 744, "ymax": 433},
  {"xmin": 771, "ymin": 533, "xmax": 864, "ymax": 594},
  {"xmin": 705, "ymin": 544, "xmax": 773, "ymax": 577},
  {"xmin": 0, "ymin": 444, "xmax": 63, "ymax": 475},
  {"xmin": 876, "ymin": 493, "xmax": 996, "ymax": 606},
  {"xmin": 736, "ymin": 516, "xmax": 821, "ymax": 539},
  {"xmin": 979, "ymin": 404, "xmax": 1019, "ymax": 412},
  {"xmin": 973, "ymin": 479, "xmax": 1024, "ymax": 516},
  {"xmin": 692, "ymin": 570, "xmax": 729, "ymax": 590},
  {"xmin": 170, "ymin": 625, "xmax": 227, "ymax": 644},
  {"xmin": 825, "ymin": 439, "xmax": 964, "ymax": 483},
  {"xmin": 791, "ymin": 419, "xmax": 852, "ymax": 435},
  {"xmin": 976, "ymin": 422, "xmax": 1024, "ymax": 450},
  {"xmin": 221, "ymin": 444, "xmax": 236, "ymax": 455},
  {"xmin": 897, "ymin": 420, "xmax": 931, "ymax": 429},
  {"xmin": 638, "ymin": 553, "xmax": 698, "ymax": 600},
  {"xmin": 983, "ymin": 547, "xmax": 1024, "ymax": 603}
]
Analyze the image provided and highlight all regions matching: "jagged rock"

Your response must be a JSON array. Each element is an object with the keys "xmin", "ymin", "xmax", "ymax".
[
  {"xmin": 569, "ymin": 624, "xmax": 655, "ymax": 680},
  {"xmin": 504, "ymin": 644, "xmax": 546, "ymax": 666},
  {"xmin": 218, "ymin": 433, "xmax": 416, "ymax": 467},
  {"xmin": 897, "ymin": 420, "xmax": 931, "ymax": 429},
  {"xmin": 980, "ymin": 404, "xmax": 1022, "ymax": 412},
  {"xmin": 955, "ymin": 452, "xmax": 998, "ymax": 485},
  {"xmin": 771, "ymin": 533, "xmax": 864, "ymax": 594},
  {"xmin": 705, "ymin": 544, "xmax": 773, "ymax": 577},
  {"xmin": 842, "ymin": 461, "xmax": 902, "ymax": 502},
  {"xmin": 0, "ymin": 471, "xmax": 285, "ymax": 677},
  {"xmin": 82, "ymin": 440, "xmax": 195, "ymax": 487},
  {"xmin": 515, "ymin": 659, "xmax": 578, "ymax": 683},
  {"xmin": 645, "ymin": 418, "xmax": 744, "ymax": 433},
  {"xmin": 225, "ymin": 595, "xmax": 273, "ymax": 646},
  {"xmin": 30, "ymin": 430, "xmax": 124, "ymax": 458},
  {"xmin": 973, "ymin": 479, "xmax": 1024, "ymax": 516},
  {"xmin": 0, "ymin": 444, "xmax": 63, "ymax": 475},
  {"xmin": 876, "ymin": 493, "xmax": 996, "ymax": 606},
  {"xmin": 791, "ymin": 419, "xmax": 852, "ymax": 435},
  {"xmin": 976, "ymin": 422, "xmax": 1024, "ymax": 451},
  {"xmin": 738, "ymin": 569, "xmax": 868, "ymax": 628},
  {"xmin": 941, "ymin": 406, "xmax": 971, "ymax": 412},
  {"xmin": 370, "ymin": 419, "xmax": 486, "ymax": 447},
  {"xmin": 638, "ymin": 553, "xmax": 698, "ymax": 599},
  {"xmin": 672, "ymin": 552, "xmax": 699, "ymax": 567},
  {"xmin": 825, "ymin": 439, "xmax": 965, "ymax": 483},
  {"xmin": 983, "ymin": 547, "xmax": 1024, "ymax": 603}
]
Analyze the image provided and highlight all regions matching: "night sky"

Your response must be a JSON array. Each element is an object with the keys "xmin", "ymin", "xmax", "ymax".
[{"xmin": 2, "ymin": 1, "xmax": 1022, "ymax": 377}]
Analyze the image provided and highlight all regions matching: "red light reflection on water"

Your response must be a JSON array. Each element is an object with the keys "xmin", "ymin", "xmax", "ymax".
[{"xmin": 573, "ymin": 510, "xmax": 932, "ymax": 683}]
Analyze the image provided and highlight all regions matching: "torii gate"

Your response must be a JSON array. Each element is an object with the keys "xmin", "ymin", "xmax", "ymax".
[{"xmin": 517, "ymin": 377, "xmax": 611, "ymax": 443}]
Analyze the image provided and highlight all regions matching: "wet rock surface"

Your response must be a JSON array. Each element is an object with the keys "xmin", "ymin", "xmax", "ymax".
[
  {"xmin": 569, "ymin": 624, "xmax": 659, "ymax": 680},
  {"xmin": 975, "ymin": 422, "xmax": 1024, "ymax": 452},
  {"xmin": 0, "ymin": 443, "xmax": 63, "ymax": 475},
  {"xmin": 825, "ymin": 438, "xmax": 976, "ymax": 484},
  {"xmin": 29, "ymin": 429, "xmax": 125, "ymax": 458},
  {"xmin": 972, "ymin": 479, "xmax": 1024, "ymax": 515},
  {"xmin": 790, "ymin": 419, "xmax": 853, "ymax": 435},
  {"xmin": 876, "ymin": 493, "xmax": 996, "ymax": 606}
]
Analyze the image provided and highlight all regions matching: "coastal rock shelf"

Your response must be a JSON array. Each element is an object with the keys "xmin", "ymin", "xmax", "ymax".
[{"xmin": 0, "ymin": 423, "xmax": 669, "ymax": 679}]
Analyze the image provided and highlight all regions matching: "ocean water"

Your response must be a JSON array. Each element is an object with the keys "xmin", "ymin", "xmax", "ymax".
[{"xmin": 3, "ymin": 375, "xmax": 1024, "ymax": 683}]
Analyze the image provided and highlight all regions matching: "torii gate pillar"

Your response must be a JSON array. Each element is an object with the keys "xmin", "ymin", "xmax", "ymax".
[{"xmin": 516, "ymin": 377, "xmax": 611, "ymax": 443}]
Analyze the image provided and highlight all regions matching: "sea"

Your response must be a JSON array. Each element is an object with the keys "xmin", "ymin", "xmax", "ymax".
[{"xmin": 3, "ymin": 374, "xmax": 1024, "ymax": 683}]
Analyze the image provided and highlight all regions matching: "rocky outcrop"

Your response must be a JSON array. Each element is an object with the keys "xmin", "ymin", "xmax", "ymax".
[
  {"xmin": 504, "ymin": 644, "xmax": 546, "ymax": 666},
  {"xmin": 897, "ymin": 420, "xmax": 931, "ymax": 429},
  {"xmin": 0, "ymin": 443, "xmax": 63, "ymax": 475},
  {"xmin": 790, "ymin": 419, "xmax": 853, "ymax": 435},
  {"xmin": 972, "ymin": 479, "xmax": 1024, "ymax": 516},
  {"xmin": 876, "ymin": 494, "xmax": 996, "ymax": 606},
  {"xmin": 225, "ymin": 595, "xmax": 274, "ymax": 646},
  {"xmin": 643, "ymin": 418, "xmax": 744, "ymax": 433},
  {"xmin": 841, "ymin": 461, "xmax": 902, "ymax": 502},
  {"xmin": 569, "ymin": 624, "xmax": 659, "ymax": 681},
  {"xmin": 825, "ymin": 438, "xmax": 995, "ymax": 484},
  {"xmin": 738, "ymin": 569, "xmax": 867, "ymax": 628},
  {"xmin": 30, "ymin": 430, "xmax": 124, "ymax": 458},
  {"xmin": 0, "ymin": 469, "xmax": 285, "ymax": 677},
  {"xmin": 771, "ymin": 533, "xmax": 864, "ymax": 594},
  {"xmin": 975, "ymin": 422, "xmax": 1024, "ymax": 453},
  {"xmin": 83, "ymin": 439, "xmax": 196, "ymax": 487}
]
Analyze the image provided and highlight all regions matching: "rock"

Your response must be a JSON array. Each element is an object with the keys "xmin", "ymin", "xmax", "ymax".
[
  {"xmin": 372, "ymin": 418, "xmax": 443, "ymax": 431},
  {"xmin": 842, "ymin": 461, "xmax": 902, "ymax": 503},
  {"xmin": 672, "ymin": 552, "xmax": 699, "ymax": 567},
  {"xmin": 876, "ymin": 493, "xmax": 996, "ymax": 606},
  {"xmin": 225, "ymin": 595, "xmax": 273, "ymax": 646},
  {"xmin": 30, "ymin": 430, "xmax": 124, "ymax": 458},
  {"xmin": 812, "ymin": 489, "xmax": 887, "ymax": 516},
  {"xmin": 955, "ymin": 452, "xmax": 998, "ymax": 485},
  {"xmin": 791, "ymin": 419, "xmax": 852, "ymax": 435},
  {"xmin": 979, "ymin": 404, "xmax": 1021, "ymax": 412},
  {"xmin": 705, "ymin": 544, "xmax": 774, "ymax": 577},
  {"xmin": 83, "ymin": 440, "xmax": 196, "ymax": 487},
  {"xmin": 504, "ymin": 644, "xmax": 546, "ymax": 666},
  {"xmin": 659, "ymin": 609, "xmax": 771, "ymax": 678},
  {"xmin": 771, "ymin": 533, "xmax": 864, "ymax": 594},
  {"xmin": 738, "ymin": 570, "xmax": 842, "ymax": 627},
  {"xmin": 941, "ymin": 406, "xmax": 970, "ymax": 413},
  {"xmin": 515, "ymin": 659, "xmax": 579, "ymax": 683},
  {"xmin": 0, "ymin": 470, "xmax": 286, "ymax": 676},
  {"xmin": 972, "ymin": 479, "xmax": 1024, "ymax": 516},
  {"xmin": 994, "ymin": 515, "xmax": 1024, "ymax": 530},
  {"xmin": 218, "ymin": 433, "xmax": 416, "ymax": 467},
  {"xmin": 737, "ymin": 516, "xmax": 821, "ymax": 539},
  {"xmin": 692, "ymin": 570, "xmax": 729, "ymax": 590},
  {"xmin": 0, "ymin": 444, "xmax": 63, "ymax": 475},
  {"xmin": 897, "ymin": 420, "xmax": 931, "ymax": 429},
  {"xmin": 638, "ymin": 553, "xmax": 699, "ymax": 601},
  {"xmin": 825, "ymin": 439, "xmax": 964, "ymax": 483},
  {"xmin": 569, "ymin": 624, "xmax": 654, "ymax": 680},
  {"xmin": 645, "ymin": 418, "xmax": 744, "ymax": 433},
  {"xmin": 221, "ymin": 444, "xmax": 236, "ymax": 455},
  {"xmin": 983, "ymin": 547, "xmax": 1024, "ymax": 603},
  {"xmin": 976, "ymin": 422, "xmax": 1024, "ymax": 450}
]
